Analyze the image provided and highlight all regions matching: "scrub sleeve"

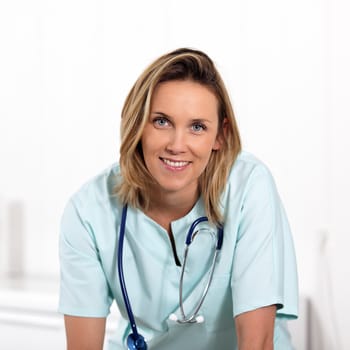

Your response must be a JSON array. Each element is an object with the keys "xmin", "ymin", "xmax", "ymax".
[
  {"xmin": 230, "ymin": 163, "xmax": 298, "ymax": 320},
  {"xmin": 58, "ymin": 198, "xmax": 113, "ymax": 317}
]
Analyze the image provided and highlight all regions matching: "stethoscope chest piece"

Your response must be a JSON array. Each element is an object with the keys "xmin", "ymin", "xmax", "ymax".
[{"xmin": 127, "ymin": 333, "xmax": 147, "ymax": 350}]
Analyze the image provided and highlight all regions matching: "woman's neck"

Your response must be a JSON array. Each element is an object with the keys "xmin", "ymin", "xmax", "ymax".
[{"xmin": 145, "ymin": 188, "xmax": 199, "ymax": 231}]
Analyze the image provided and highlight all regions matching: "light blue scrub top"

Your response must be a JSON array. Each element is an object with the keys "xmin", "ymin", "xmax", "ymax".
[{"xmin": 59, "ymin": 151, "xmax": 298, "ymax": 349}]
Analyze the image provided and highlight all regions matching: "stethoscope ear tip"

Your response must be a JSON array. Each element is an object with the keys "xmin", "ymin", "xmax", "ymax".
[
  {"xmin": 168, "ymin": 313, "xmax": 178, "ymax": 321},
  {"xmin": 195, "ymin": 315, "xmax": 204, "ymax": 323},
  {"xmin": 168, "ymin": 313, "xmax": 205, "ymax": 324}
]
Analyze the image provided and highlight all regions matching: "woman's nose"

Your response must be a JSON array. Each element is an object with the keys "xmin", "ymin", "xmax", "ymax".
[{"xmin": 166, "ymin": 129, "xmax": 187, "ymax": 154}]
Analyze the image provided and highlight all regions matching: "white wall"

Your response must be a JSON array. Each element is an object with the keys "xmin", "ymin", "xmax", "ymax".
[
  {"xmin": 0, "ymin": 0, "xmax": 349, "ymax": 348},
  {"xmin": 318, "ymin": 0, "xmax": 350, "ymax": 348}
]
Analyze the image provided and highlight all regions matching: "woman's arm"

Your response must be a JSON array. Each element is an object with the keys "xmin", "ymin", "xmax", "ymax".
[
  {"xmin": 64, "ymin": 315, "xmax": 107, "ymax": 350},
  {"xmin": 234, "ymin": 305, "xmax": 276, "ymax": 350}
]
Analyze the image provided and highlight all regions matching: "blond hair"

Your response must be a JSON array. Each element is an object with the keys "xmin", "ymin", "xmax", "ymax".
[{"xmin": 116, "ymin": 48, "xmax": 241, "ymax": 224}]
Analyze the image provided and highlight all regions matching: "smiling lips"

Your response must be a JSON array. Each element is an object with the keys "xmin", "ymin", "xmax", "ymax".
[{"xmin": 160, "ymin": 157, "xmax": 190, "ymax": 169}]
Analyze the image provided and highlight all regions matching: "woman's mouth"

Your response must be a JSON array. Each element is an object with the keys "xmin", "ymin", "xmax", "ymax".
[{"xmin": 160, "ymin": 158, "xmax": 190, "ymax": 169}]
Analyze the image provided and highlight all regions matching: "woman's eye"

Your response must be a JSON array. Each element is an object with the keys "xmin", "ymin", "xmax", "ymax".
[
  {"xmin": 153, "ymin": 117, "xmax": 169, "ymax": 127},
  {"xmin": 191, "ymin": 123, "xmax": 206, "ymax": 132}
]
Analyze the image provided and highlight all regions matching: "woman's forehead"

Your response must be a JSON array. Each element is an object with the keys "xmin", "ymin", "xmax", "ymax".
[{"xmin": 150, "ymin": 80, "xmax": 219, "ymax": 118}]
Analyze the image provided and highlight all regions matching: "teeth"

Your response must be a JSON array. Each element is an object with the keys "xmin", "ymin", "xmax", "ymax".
[{"xmin": 162, "ymin": 158, "xmax": 189, "ymax": 167}]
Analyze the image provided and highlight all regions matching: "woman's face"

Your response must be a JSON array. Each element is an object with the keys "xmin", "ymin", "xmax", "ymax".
[{"xmin": 141, "ymin": 80, "xmax": 221, "ymax": 199}]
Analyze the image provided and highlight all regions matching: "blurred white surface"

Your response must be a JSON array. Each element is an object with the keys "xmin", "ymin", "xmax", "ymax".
[
  {"xmin": 0, "ymin": 277, "xmax": 119, "ymax": 350},
  {"xmin": 0, "ymin": 277, "xmax": 64, "ymax": 350}
]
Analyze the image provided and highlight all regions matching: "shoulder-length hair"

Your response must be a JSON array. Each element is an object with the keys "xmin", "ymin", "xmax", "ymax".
[{"xmin": 115, "ymin": 48, "xmax": 241, "ymax": 224}]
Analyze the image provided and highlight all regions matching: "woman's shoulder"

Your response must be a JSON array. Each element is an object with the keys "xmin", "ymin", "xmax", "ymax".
[
  {"xmin": 229, "ymin": 151, "xmax": 273, "ymax": 183},
  {"xmin": 221, "ymin": 151, "xmax": 278, "ymax": 207},
  {"xmin": 67, "ymin": 163, "xmax": 122, "ymax": 211}
]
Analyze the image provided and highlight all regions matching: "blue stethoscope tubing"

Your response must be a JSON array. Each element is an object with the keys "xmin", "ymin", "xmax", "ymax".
[
  {"xmin": 118, "ymin": 205, "xmax": 147, "ymax": 350},
  {"xmin": 118, "ymin": 204, "xmax": 224, "ymax": 350}
]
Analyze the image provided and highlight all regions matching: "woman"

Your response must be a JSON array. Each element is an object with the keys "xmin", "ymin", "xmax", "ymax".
[{"xmin": 59, "ymin": 48, "xmax": 298, "ymax": 349}]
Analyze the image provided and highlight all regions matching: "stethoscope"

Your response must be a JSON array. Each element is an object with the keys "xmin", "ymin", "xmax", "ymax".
[{"xmin": 117, "ymin": 205, "xmax": 224, "ymax": 350}]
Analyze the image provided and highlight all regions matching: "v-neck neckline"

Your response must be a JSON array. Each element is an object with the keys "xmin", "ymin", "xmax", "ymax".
[{"xmin": 134, "ymin": 195, "xmax": 205, "ymax": 232}]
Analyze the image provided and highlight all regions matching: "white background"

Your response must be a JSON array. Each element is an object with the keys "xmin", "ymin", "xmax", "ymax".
[{"xmin": 0, "ymin": 0, "xmax": 349, "ymax": 348}]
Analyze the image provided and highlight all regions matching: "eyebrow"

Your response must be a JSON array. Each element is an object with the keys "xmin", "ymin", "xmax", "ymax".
[{"xmin": 151, "ymin": 111, "xmax": 214, "ymax": 123}]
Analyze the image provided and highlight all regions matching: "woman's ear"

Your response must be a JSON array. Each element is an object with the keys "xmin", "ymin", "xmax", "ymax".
[{"xmin": 213, "ymin": 118, "xmax": 228, "ymax": 150}]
